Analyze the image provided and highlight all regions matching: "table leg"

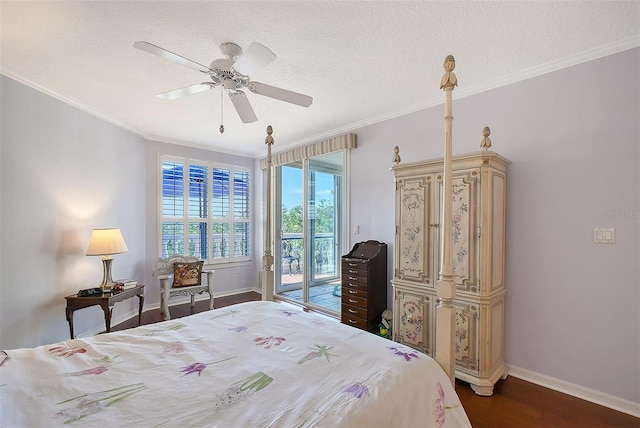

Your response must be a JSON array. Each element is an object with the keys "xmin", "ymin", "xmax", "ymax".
[
  {"xmin": 66, "ymin": 307, "xmax": 75, "ymax": 339},
  {"xmin": 137, "ymin": 292, "xmax": 144, "ymax": 326},
  {"xmin": 101, "ymin": 303, "xmax": 114, "ymax": 333}
]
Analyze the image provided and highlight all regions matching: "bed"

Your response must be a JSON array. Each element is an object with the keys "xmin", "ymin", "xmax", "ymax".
[
  {"xmin": 1, "ymin": 300, "xmax": 470, "ymax": 427},
  {"xmin": 1, "ymin": 56, "xmax": 471, "ymax": 427}
]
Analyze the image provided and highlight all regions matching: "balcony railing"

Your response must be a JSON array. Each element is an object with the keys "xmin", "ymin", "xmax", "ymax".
[{"xmin": 281, "ymin": 233, "xmax": 338, "ymax": 279}]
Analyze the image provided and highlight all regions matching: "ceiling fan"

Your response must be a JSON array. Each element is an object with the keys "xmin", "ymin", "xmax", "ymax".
[{"xmin": 133, "ymin": 41, "xmax": 313, "ymax": 124}]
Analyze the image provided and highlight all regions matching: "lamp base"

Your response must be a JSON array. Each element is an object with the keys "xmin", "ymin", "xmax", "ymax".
[{"xmin": 99, "ymin": 256, "xmax": 117, "ymax": 292}]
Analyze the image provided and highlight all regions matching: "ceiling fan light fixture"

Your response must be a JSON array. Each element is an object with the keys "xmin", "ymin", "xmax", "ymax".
[
  {"xmin": 223, "ymin": 78, "xmax": 237, "ymax": 92},
  {"xmin": 209, "ymin": 58, "xmax": 233, "ymax": 72},
  {"xmin": 219, "ymin": 42, "xmax": 243, "ymax": 60}
]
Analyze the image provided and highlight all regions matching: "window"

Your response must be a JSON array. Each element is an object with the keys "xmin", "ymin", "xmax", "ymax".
[{"xmin": 160, "ymin": 157, "xmax": 250, "ymax": 264}]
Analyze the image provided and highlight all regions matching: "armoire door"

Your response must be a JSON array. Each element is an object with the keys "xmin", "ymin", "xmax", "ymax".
[
  {"xmin": 394, "ymin": 174, "xmax": 437, "ymax": 287},
  {"xmin": 435, "ymin": 168, "xmax": 481, "ymax": 293}
]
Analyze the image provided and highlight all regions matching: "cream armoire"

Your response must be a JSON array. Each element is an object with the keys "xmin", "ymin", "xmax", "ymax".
[{"xmin": 391, "ymin": 150, "xmax": 510, "ymax": 395}]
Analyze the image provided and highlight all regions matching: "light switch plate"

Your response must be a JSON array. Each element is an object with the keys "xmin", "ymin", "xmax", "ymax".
[{"xmin": 593, "ymin": 228, "xmax": 615, "ymax": 243}]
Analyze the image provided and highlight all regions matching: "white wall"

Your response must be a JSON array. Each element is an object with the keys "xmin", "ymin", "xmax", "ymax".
[
  {"xmin": 347, "ymin": 48, "xmax": 639, "ymax": 405},
  {"xmin": 0, "ymin": 75, "xmax": 146, "ymax": 349}
]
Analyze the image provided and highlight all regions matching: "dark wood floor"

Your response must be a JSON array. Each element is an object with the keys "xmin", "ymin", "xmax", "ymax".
[
  {"xmin": 113, "ymin": 292, "xmax": 640, "ymax": 427},
  {"xmin": 111, "ymin": 291, "xmax": 262, "ymax": 331},
  {"xmin": 457, "ymin": 377, "xmax": 639, "ymax": 427}
]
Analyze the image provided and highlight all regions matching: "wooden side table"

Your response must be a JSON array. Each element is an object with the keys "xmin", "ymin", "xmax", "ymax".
[{"xmin": 65, "ymin": 284, "xmax": 145, "ymax": 339}]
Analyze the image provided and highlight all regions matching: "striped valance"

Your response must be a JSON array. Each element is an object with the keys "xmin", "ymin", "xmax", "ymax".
[{"xmin": 260, "ymin": 133, "xmax": 357, "ymax": 169}]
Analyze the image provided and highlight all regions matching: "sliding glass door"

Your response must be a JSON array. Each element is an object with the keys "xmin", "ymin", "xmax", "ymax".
[{"xmin": 275, "ymin": 152, "xmax": 345, "ymax": 314}]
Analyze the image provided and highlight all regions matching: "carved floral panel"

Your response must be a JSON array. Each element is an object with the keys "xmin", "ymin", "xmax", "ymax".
[
  {"xmin": 454, "ymin": 303, "xmax": 478, "ymax": 373},
  {"xmin": 395, "ymin": 290, "xmax": 430, "ymax": 354},
  {"xmin": 451, "ymin": 178, "xmax": 470, "ymax": 286},
  {"xmin": 398, "ymin": 178, "xmax": 431, "ymax": 285},
  {"xmin": 449, "ymin": 172, "xmax": 478, "ymax": 292}
]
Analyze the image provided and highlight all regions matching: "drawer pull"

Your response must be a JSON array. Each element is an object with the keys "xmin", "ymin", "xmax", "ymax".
[
  {"xmin": 348, "ymin": 263, "xmax": 358, "ymax": 267},
  {"xmin": 348, "ymin": 289, "xmax": 357, "ymax": 294},
  {"xmin": 348, "ymin": 276, "xmax": 357, "ymax": 281},
  {"xmin": 348, "ymin": 298, "xmax": 357, "ymax": 304},
  {"xmin": 348, "ymin": 283, "xmax": 357, "ymax": 288},
  {"xmin": 349, "ymin": 270, "xmax": 358, "ymax": 274},
  {"xmin": 348, "ymin": 308, "xmax": 358, "ymax": 314},
  {"xmin": 348, "ymin": 319, "xmax": 358, "ymax": 324}
]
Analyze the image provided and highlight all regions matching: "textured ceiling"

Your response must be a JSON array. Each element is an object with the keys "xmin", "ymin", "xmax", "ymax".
[{"xmin": 1, "ymin": 1, "xmax": 638, "ymax": 158}]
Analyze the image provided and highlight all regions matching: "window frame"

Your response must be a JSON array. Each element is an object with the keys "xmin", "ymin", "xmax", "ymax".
[{"xmin": 159, "ymin": 155, "xmax": 251, "ymax": 266}]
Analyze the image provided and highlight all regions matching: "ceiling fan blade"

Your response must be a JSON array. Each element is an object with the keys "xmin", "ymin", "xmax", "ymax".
[
  {"xmin": 228, "ymin": 90, "xmax": 258, "ymax": 123},
  {"xmin": 156, "ymin": 83, "xmax": 213, "ymax": 100},
  {"xmin": 248, "ymin": 82, "xmax": 313, "ymax": 107},
  {"xmin": 134, "ymin": 41, "xmax": 210, "ymax": 73},
  {"xmin": 232, "ymin": 43, "xmax": 276, "ymax": 76}
]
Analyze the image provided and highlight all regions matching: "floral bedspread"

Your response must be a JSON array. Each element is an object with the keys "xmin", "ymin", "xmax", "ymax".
[{"xmin": 0, "ymin": 301, "xmax": 470, "ymax": 427}]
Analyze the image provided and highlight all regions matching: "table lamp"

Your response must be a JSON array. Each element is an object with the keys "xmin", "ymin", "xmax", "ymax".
[{"xmin": 86, "ymin": 228, "xmax": 128, "ymax": 291}]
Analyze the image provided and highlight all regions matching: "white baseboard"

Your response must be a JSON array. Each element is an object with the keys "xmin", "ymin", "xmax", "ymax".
[{"xmin": 508, "ymin": 365, "xmax": 640, "ymax": 418}]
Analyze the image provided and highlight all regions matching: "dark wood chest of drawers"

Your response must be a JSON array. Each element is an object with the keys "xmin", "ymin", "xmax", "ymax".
[{"xmin": 341, "ymin": 240, "xmax": 387, "ymax": 332}]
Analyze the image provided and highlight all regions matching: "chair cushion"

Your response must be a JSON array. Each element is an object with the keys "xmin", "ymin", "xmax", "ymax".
[{"xmin": 172, "ymin": 261, "xmax": 204, "ymax": 287}]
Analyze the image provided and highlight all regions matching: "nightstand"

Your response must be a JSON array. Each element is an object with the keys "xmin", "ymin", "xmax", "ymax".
[{"xmin": 65, "ymin": 284, "xmax": 145, "ymax": 339}]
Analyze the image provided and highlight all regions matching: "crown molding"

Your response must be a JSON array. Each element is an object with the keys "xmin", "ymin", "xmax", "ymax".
[
  {"xmin": 0, "ymin": 69, "xmax": 144, "ymax": 139},
  {"xmin": 270, "ymin": 38, "xmax": 640, "ymax": 158},
  {"xmin": 4, "ymin": 38, "xmax": 639, "ymax": 160}
]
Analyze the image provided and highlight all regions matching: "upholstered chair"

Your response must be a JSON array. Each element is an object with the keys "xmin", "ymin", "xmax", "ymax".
[{"xmin": 153, "ymin": 255, "xmax": 214, "ymax": 320}]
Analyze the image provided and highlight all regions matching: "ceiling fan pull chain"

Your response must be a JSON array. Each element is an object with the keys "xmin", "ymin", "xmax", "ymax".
[{"xmin": 219, "ymin": 86, "xmax": 225, "ymax": 134}]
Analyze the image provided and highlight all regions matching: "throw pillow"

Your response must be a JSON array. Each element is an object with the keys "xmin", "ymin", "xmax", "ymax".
[{"xmin": 173, "ymin": 261, "xmax": 204, "ymax": 287}]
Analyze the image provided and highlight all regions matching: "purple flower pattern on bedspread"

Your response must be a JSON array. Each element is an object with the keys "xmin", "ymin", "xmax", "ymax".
[
  {"xmin": 254, "ymin": 336, "xmax": 286, "ymax": 349},
  {"xmin": 434, "ymin": 381, "xmax": 447, "ymax": 427},
  {"xmin": 49, "ymin": 344, "xmax": 87, "ymax": 357},
  {"xmin": 433, "ymin": 381, "xmax": 462, "ymax": 428},
  {"xmin": 163, "ymin": 341, "xmax": 186, "ymax": 354},
  {"xmin": 181, "ymin": 362, "xmax": 207, "ymax": 377},
  {"xmin": 180, "ymin": 356, "xmax": 237, "ymax": 377},
  {"xmin": 63, "ymin": 355, "xmax": 120, "ymax": 377},
  {"xmin": 388, "ymin": 346, "xmax": 420, "ymax": 361},
  {"xmin": 342, "ymin": 382, "xmax": 370, "ymax": 399}
]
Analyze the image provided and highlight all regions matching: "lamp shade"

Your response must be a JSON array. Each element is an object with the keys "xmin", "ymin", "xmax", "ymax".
[{"xmin": 86, "ymin": 228, "xmax": 128, "ymax": 256}]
